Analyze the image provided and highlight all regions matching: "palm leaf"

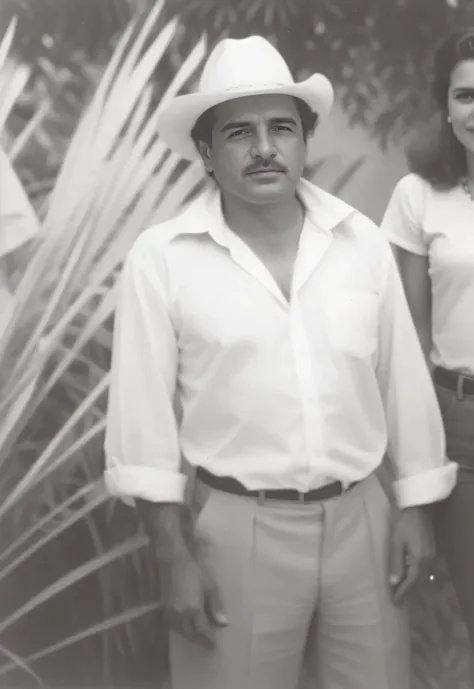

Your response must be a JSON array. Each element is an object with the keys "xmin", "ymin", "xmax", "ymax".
[
  {"xmin": 0, "ymin": 535, "xmax": 148, "ymax": 637},
  {"xmin": 7, "ymin": 99, "xmax": 52, "ymax": 162},
  {"xmin": 0, "ymin": 62, "xmax": 29, "ymax": 137},
  {"xmin": 0, "ymin": 377, "xmax": 109, "ymax": 517},
  {"xmin": 0, "ymin": 18, "xmax": 17, "ymax": 71},
  {"xmin": 0, "ymin": 482, "xmax": 99, "ymax": 567},
  {"xmin": 0, "ymin": 10, "xmax": 206, "ymax": 681},
  {"xmin": 0, "ymin": 483, "xmax": 108, "ymax": 585},
  {"xmin": 0, "ymin": 603, "xmax": 160, "ymax": 679},
  {"xmin": 0, "ymin": 644, "xmax": 44, "ymax": 686}
]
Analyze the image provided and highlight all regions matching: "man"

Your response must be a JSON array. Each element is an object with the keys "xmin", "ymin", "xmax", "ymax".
[{"xmin": 104, "ymin": 36, "xmax": 457, "ymax": 689}]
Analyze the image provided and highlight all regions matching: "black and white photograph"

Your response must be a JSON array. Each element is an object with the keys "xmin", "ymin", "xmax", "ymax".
[{"xmin": 0, "ymin": 1, "xmax": 473, "ymax": 688}]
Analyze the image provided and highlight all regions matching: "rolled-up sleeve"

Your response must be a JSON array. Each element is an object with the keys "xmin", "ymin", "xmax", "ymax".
[
  {"xmin": 104, "ymin": 236, "xmax": 186, "ymax": 504},
  {"xmin": 376, "ymin": 247, "xmax": 457, "ymax": 509}
]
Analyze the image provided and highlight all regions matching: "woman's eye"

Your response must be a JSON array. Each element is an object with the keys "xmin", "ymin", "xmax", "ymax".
[{"xmin": 456, "ymin": 91, "xmax": 474, "ymax": 103}]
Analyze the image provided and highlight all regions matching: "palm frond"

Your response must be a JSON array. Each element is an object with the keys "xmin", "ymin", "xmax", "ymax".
[
  {"xmin": 0, "ymin": 483, "xmax": 107, "ymax": 585},
  {"xmin": 0, "ymin": 10, "xmax": 206, "ymax": 681},
  {"xmin": 0, "ymin": 18, "xmax": 17, "ymax": 71},
  {"xmin": 0, "ymin": 482, "xmax": 99, "ymax": 567},
  {"xmin": 0, "ymin": 603, "xmax": 160, "ymax": 679},
  {"xmin": 0, "ymin": 535, "xmax": 148, "ymax": 638},
  {"xmin": 0, "ymin": 19, "xmax": 29, "ymax": 136},
  {"xmin": 0, "ymin": 643, "xmax": 44, "ymax": 686}
]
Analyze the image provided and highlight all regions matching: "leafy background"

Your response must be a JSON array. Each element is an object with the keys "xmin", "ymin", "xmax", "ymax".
[{"xmin": 0, "ymin": 1, "xmax": 472, "ymax": 687}]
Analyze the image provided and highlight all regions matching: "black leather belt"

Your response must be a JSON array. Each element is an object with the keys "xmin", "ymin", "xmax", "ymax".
[
  {"xmin": 434, "ymin": 366, "xmax": 474, "ymax": 397},
  {"xmin": 196, "ymin": 466, "xmax": 358, "ymax": 503}
]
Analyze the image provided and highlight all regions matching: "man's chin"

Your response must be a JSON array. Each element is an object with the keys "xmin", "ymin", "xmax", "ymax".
[
  {"xmin": 246, "ymin": 185, "xmax": 295, "ymax": 204},
  {"xmin": 240, "ymin": 177, "xmax": 295, "ymax": 201}
]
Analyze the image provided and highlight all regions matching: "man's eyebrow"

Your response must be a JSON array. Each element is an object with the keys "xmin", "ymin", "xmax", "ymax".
[
  {"xmin": 220, "ymin": 120, "xmax": 252, "ymax": 133},
  {"xmin": 220, "ymin": 116, "xmax": 298, "ymax": 133},
  {"xmin": 452, "ymin": 86, "xmax": 474, "ymax": 92},
  {"xmin": 270, "ymin": 117, "xmax": 298, "ymax": 127}
]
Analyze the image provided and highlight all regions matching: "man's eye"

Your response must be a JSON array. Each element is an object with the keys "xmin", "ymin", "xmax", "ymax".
[
  {"xmin": 272, "ymin": 125, "xmax": 292, "ymax": 132},
  {"xmin": 228, "ymin": 129, "xmax": 249, "ymax": 138}
]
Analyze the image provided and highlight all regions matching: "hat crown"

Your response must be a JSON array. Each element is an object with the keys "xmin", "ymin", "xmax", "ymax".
[
  {"xmin": 156, "ymin": 35, "xmax": 334, "ymax": 161},
  {"xmin": 199, "ymin": 36, "xmax": 294, "ymax": 95}
]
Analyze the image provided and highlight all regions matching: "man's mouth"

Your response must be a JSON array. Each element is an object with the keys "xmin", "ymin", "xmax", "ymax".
[{"xmin": 247, "ymin": 168, "xmax": 285, "ymax": 175}]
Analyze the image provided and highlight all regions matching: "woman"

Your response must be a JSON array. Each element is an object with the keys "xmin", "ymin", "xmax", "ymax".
[{"xmin": 381, "ymin": 28, "xmax": 474, "ymax": 661}]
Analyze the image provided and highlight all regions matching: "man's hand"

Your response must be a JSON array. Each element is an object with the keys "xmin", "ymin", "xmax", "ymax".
[
  {"xmin": 136, "ymin": 501, "xmax": 227, "ymax": 647},
  {"xmin": 388, "ymin": 506, "xmax": 435, "ymax": 604},
  {"xmin": 160, "ymin": 549, "xmax": 228, "ymax": 647}
]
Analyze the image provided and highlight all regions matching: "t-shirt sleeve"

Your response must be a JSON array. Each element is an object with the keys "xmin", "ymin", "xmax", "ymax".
[{"xmin": 380, "ymin": 174, "xmax": 428, "ymax": 256}]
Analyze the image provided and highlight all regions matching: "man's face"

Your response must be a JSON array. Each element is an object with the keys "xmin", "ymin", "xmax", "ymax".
[{"xmin": 198, "ymin": 94, "xmax": 308, "ymax": 206}]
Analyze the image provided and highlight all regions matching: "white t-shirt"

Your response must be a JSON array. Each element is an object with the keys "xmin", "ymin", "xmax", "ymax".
[{"xmin": 381, "ymin": 173, "xmax": 474, "ymax": 374}]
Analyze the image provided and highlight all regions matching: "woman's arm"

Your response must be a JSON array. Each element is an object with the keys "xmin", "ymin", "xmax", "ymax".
[{"xmin": 391, "ymin": 246, "xmax": 433, "ymax": 370}]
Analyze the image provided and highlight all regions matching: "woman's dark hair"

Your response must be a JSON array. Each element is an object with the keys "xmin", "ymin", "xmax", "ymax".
[
  {"xmin": 407, "ymin": 28, "xmax": 474, "ymax": 189},
  {"xmin": 190, "ymin": 96, "xmax": 319, "ymax": 150}
]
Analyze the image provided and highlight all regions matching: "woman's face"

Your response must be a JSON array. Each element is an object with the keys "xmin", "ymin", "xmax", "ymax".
[{"xmin": 448, "ymin": 58, "xmax": 474, "ymax": 156}]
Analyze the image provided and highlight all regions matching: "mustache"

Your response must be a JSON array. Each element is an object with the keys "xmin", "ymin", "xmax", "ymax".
[{"xmin": 245, "ymin": 161, "xmax": 287, "ymax": 174}]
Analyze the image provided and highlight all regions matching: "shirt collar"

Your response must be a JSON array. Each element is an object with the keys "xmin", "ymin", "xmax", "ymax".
[
  {"xmin": 173, "ymin": 178, "xmax": 356, "ymax": 245},
  {"xmin": 297, "ymin": 178, "xmax": 356, "ymax": 233}
]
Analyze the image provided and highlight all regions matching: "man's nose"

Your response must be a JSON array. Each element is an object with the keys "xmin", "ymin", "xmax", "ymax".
[{"xmin": 251, "ymin": 130, "xmax": 277, "ymax": 160}]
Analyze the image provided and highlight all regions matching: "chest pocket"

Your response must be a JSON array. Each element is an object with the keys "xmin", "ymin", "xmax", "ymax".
[{"xmin": 325, "ymin": 291, "xmax": 380, "ymax": 359}]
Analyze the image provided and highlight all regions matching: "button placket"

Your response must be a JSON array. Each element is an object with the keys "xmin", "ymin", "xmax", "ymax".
[{"xmin": 289, "ymin": 298, "xmax": 322, "ymax": 487}]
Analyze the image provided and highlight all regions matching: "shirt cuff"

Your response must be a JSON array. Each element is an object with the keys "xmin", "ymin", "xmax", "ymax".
[
  {"xmin": 104, "ymin": 464, "xmax": 187, "ymax": 505},
  {"xmin": 393, "ymin": 461, "xmax": 458, "ymax": 509}
]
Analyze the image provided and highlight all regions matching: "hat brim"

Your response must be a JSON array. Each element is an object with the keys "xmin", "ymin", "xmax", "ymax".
[{"xmin": 156, "ymin": 73, "xmax": 334, "ymax": 161}]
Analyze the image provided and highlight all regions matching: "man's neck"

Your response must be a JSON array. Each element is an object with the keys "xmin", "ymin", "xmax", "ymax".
[{"xmin": 221, "ymin": 192, "xmax": 304, "ymax": 248}]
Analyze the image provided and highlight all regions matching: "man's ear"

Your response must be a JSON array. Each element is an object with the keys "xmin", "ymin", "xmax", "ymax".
[
  {"xmin": 197, "ymin": 141, "xmax": 213, "ymax": 174},
  {"xmin": 306, "ymin": 114, "xmax": 319, "ymax": 141}
]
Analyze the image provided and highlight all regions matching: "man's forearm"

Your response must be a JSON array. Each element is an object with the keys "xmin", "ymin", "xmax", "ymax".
[{"xmin": 136, "ymin": 500, "xmax": 194, "ymax": 560}]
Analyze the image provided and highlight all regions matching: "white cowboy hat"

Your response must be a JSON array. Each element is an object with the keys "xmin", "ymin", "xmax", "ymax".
[{"xmin": 156, "ymin": 35, "xmax": 334, "ymax": 161}]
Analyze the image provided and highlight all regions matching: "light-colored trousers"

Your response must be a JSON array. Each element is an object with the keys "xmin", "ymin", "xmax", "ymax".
[{"xmin": 170, "ymin": 472, "xmax": 410, "ymax": 689}]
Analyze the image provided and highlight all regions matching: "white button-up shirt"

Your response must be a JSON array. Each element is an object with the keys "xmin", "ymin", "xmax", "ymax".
[{"xmin": 104, "ymin": 179, "xmax": 457, "ymax": 509}]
